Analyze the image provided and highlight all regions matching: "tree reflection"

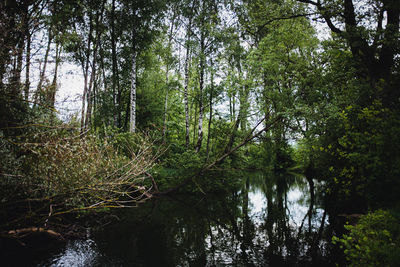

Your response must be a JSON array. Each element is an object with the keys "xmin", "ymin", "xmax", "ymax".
[{"xmin": 81, "ymin": 171, "xmax": 333, "ymax": 266}]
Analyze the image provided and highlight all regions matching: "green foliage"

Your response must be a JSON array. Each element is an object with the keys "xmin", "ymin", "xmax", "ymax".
[
  {"xmin": 164, "ymin": 150, "xmax": 203, "ymax": 170},
  {"xmin": 311, "ymin": 99, "xmax": 400, "ymax": 211},
  {"xmin": 332, "ymin": 210, "xmax": 400, "ymax": 267}
]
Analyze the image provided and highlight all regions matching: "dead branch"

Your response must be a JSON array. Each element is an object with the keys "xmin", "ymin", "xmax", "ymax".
[
  {"xmin": 159, "ymin": 115, "xmax": 282, "ymax": 195},
  {"xmin": 7, "ymin": 227, "xmax": 63, "ymax": 240}
]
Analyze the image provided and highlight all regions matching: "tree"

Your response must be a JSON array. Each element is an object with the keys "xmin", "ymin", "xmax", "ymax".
[
  {"xmin": 298, "ymin": 0, "xmax": 399, "ymax": 108},
  {"xmin": 117, "ymin": 0, "xmax": 167, "ymax": 133},
  {"xmin": 290, "ymin": 0, "xmax": 400, "ymax": 212}
]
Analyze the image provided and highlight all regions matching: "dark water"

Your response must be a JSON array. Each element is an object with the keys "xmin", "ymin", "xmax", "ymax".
[{"xmin": 8, "ymin": 172, "xmax": 337, "ymax": 266}]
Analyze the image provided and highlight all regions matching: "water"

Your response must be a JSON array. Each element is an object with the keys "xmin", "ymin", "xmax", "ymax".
[{"xmin": 6, "ymin": 172, "xmax": 337, "ymax": 266}]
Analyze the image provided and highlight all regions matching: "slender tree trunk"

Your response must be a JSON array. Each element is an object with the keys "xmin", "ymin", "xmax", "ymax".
[
  {"xmin": 99, "ymin": 43, "xmax": 107, "ymax": 124},
  {"xmin": 85, "ymin": 64, "xmax": 94, "ymax": 129},
  {"xmin": 80, "ymin": 69, "xmax": 89, "ymax": 132},
  {"xmin": 91, "ymin": 68, "xmax": 101, "ymax": 126},
  {"xmin": 205, "ymin": 61, "xmax": 214, "ymax": 161},
  {"xmin": 100, "ymin": 42, "xmax": 107, "ymax": 92},
  {"xmin": 195, "ymin": 30, "xmax": 205, "ymax": 152},
  {"xmin": 129, "ymin": 49, "xmax": 137, "ymax": 133},
  {"xmin": 35, "ymin": 27, "xmax": 52, "ymax": 104},
  {"xmin": 184, "ymin": 19, "xmax": 192, "ymax": 149},
  {"xmin": 163, "ymin": 67, "xmax": 169, "ymax": 142},
  {"xmin": 163, "ymin": 17, "xmax": 175, "ymax": 143},
  {"xmin": 124, "ymin": 96, "xmax": 130, "ymax": 131},
  {"xmin": 80, "ymin": 13, "xmax": 93, "ymax": 134},
  {"xmin": 85, "ymin": 4, "xmax": 104, "ymax": 130},
  {"xmin": 13, "ymin": 38, "xmax": 24, "ymax": 97},
  {"xmin": 193, "ymin": 99, "xmax": 197, "ymax": 147},
  {"xmin": 0, "ymin": 2, "xmax": 15, "ymax": 94},
  {"xmin": 232, "ymin": 93, "xmax": 236, "ymax": 122},
  {"xmin": 25, "ymin": 29, "xmax": 31, "ymax": 101},
  {"xmin": 239, "ymin": 83, "xmax": 250, "ymax": 131},
  {"xmin": 225, "ymin": 115, "xmax": 240, "ymax": 154},
  {"xmin": 10, "ymin": 1, "xmax": 28, "ymax": 98},
  {"xmin": 111, "ymin": 0, "xmax": 120, "ymax": 127},
  {"xmin": 50, "ymin": 41, "xmax": 60, "ymax": 109},
  {"xmin": 237, "ymin": 59, "xmax": 249, "ymax": 132}
]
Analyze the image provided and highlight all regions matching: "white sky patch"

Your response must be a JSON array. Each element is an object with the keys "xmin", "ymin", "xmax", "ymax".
[
  {"xmin": 247, "ymin": 182, "xmax": 311, "ymax": 227},
  {"xmin": 249, "ymin": 190, "xmax": 266, "ymax": 216},
  {"xmin": 287, "ymin": 188, "xmax": 309, "ymax": 225},
  {"xmin": 55, "ymin": 62, "xmax": 83, "ymax": 121}
]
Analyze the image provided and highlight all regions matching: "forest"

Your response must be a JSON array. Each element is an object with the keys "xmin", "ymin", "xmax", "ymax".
[{"xmin": 0, "ymin": 0, "xmax": 399, "ymax": 266}]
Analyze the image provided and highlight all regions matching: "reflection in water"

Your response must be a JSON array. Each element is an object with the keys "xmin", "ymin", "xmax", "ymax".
[
  {"xmin": 41, "ymin": 239, "xmax": 122, "ymax": 266},
  {"xmin": 46, "ymin": 240, "xmax": 99, "ymax": 267},
  {"xmin": 40, "ymin": 171, "xmax": 334, "ymax": 266}
]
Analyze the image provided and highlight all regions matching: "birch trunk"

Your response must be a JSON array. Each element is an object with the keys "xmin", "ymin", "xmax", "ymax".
[
  {"xmin": 129, "ymin": 50, "xmax": 137, "ymax": 133},
  {"xmin": 184, "ymin": 20, "xmax": 192, "ymax": 149},
  {"xmin": 80, "ymin": 13, "xmax": 93, "ymax": 134},
  {"xmin": 111, "ymin": 0, "xmax": 120, "ymax": 127},
  {"xmin": 195, "ymin": 25, "xmax": 205, "ymax": 153},
  {"xmin": 195, "ymin": 64, "xmax": 204, "ymax": 152},
  {"xmin": 163, "ymin": 15, "xmax": 175, "ymax": 142},
  {"xmin": 205, "ymin": 61, "xmax": 214, "ymax": 161}
]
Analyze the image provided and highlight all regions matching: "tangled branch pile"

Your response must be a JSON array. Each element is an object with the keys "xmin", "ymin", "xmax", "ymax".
[{"xmin": 0, "ymin": 127, "xmax": 162, "ymax": 228}]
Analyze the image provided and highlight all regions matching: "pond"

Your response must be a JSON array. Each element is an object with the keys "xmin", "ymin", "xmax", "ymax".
[{"xmin": 8, "ymin": 172, "xmax": 340, "ymax": 266}]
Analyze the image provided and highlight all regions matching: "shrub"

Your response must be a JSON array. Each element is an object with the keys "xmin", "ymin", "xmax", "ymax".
[{"xmin": 332, "ymin": 210, "xmax": 400, "ymax": 266}]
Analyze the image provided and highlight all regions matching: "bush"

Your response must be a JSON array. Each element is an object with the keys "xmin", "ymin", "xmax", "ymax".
[{"xmin": 332, "ymin": 210, "xmax": 400, "ymax": 266}]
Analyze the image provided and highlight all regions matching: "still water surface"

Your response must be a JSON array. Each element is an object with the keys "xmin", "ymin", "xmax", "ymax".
[{"xmin": 36, "ymin": 172, "xmax": 334, "ymax": 266}]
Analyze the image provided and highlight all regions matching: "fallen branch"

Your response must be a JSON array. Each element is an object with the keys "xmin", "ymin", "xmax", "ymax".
[
  {"xmin": 159, "ymin": 115, "xmax": 282, "ymax": 194},
  {"xmin": 145, "ymin": 171, "xmax": 159, "ymax": 193},
  {"xmin": 7, "ymin": 227, "xmax": 64, "ymax": 240}
]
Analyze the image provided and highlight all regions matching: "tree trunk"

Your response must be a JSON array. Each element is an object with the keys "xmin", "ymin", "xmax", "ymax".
[
  {"xmin": 225, "ymin": 115, "xmax": 240, "ymax": 154},
  {"xmin": 162, "ymin": 70, "xmax": 169, "ymax": 142},
  {"xmin": 50, "ymin": 41, "xmax": 60, "ymax": 109},
  {"xmin": 159, "ymin": 116, "xmax": 281, "ymax": 195},
  {"xmin": 10, "ymin": 1, "xmax": 29, "ymax": 98},
  {"xmin": 35, "ymin": 27, "xmax": 52, "ymax": 104},
  {"xmin": 195, "ymin": 24, "xmax": 206, "ymax": 153},
  {"xmin": 192, "ymin": 99, "xmax": 197, "ymax": 147},
  {"xmin": 80, "ymin": 13, "xmax": 93, "ymax": 134},
  {"xmin": 13, "ymin": 36, "xmax": 24, "ymax": 97},
  {"xmin": 239, "ymin": 83, "xmax": 250, "ymax": 131},
  {"xmin": 24, "ymin": 28, "xmax": 31, "ymax": 101},
  {"xmin": 205, "ymin": 60, "xmax": 214, "ymax": 161},
  {"xmin": 229, "ymin": 95, "xmax": 233, "ymax": 122},
  {"xmin": 129, "ymin": 49, "xmax": 137, "ymax": 133},
  {"xmin": 163, "ymin": 16, "xmax": 175, "ymax": 143},
  {"xmin": 184, "ymin": 18, "xmax": 192, "ymax": 149},
  {"xmin": 85, "ymin": 4, "xmax": 104, "ymax": 130},
  {"xmin": 111, "ymin": 0, "xmax": 120, "ymax": 127},
  {"xmin": 100, "ymin": 42, "xmax": 107, "ymax": 95},
  {"xmin": 237, "ymin": 58, "xmax": 249, "ymax": 132}
]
